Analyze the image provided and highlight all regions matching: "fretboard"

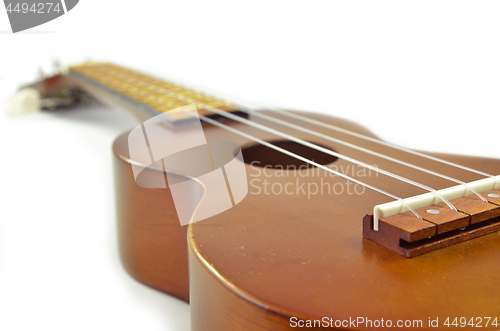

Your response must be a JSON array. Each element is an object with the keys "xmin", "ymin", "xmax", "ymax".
[{"xmin": 68, "ymin": 62, "xmax": 244, "ymax": 125}]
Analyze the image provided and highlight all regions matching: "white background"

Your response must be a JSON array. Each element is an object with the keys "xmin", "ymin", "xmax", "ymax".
[{"xmin": 1, "ymin": 1, "xmax": 499, "ymax": 330}]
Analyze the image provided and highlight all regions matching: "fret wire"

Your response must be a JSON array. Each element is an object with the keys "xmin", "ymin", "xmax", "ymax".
[{"xmin": 70, "ymin": 63, "xmax": 233, "ymax": 113}]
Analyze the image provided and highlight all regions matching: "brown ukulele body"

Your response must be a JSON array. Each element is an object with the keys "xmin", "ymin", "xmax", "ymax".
[{"xmin": 113, "ymin": 111, "xmax": 500, "ymax": 330}]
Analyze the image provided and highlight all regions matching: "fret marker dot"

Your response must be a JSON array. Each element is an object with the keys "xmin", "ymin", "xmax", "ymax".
[
  {"xmin": 488, "ymin": 193, "xmax": 500, "ymax": 198},
  {"xmin": 426, "ymin": 209, "xmax": 440, "ymax": 215}
]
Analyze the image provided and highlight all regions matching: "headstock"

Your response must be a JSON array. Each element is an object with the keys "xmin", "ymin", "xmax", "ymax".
[{"xmin": 6, "ymin": 62, "xmax": 92, "ymax": 115}]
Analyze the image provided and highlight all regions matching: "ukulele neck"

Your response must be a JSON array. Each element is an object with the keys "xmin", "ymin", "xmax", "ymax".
[{"xmin": 21, "ymin": 62, "xmax": 247, "ymax": 126}]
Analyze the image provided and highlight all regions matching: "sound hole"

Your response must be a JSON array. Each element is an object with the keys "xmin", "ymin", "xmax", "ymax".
[{"xmin": 242, "ymin": 140, "xmax": 338, "ymax": 169}]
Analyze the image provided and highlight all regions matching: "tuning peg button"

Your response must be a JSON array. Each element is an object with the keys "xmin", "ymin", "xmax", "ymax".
[{"xmin": 5, "ymin": 88, "xmax": 41, "ymax": 116}]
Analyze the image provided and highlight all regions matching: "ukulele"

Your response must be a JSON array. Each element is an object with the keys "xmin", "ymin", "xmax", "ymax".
[{"xmin": 10, "ymin": 62, "xmax": 500, "ymax": 330}]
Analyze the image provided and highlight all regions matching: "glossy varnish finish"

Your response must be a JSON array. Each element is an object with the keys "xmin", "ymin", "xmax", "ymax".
[
  {"xmin": 113, "ymin": 140, "xmax": 190, "ymax": 301},
  {"xmin": 114, "ymin": 111, "xmax": 500, "ymax": 330}
]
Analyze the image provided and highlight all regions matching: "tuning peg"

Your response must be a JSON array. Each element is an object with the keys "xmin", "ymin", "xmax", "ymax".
[
  {"xmin": 37, "ymin": 67, "xmax": 46, "ymax": 81},
  {"xmin": 53, "ymin": 59, "xmax": 63, "ymax": 75},
  {"xmin": 5, "ymin": 88, "xmax": 41, "ymax": 116}
]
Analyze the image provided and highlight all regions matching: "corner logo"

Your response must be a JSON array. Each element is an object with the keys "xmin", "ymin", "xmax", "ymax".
[{"xmin": 3, "ymin": 0, "xmax": 79, "ymax": 33}]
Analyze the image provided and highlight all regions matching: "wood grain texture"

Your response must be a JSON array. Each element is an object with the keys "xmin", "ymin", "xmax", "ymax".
[
  {"xmin": 416, "ymin": 202, "xmax": 470, "ymax": 234},
  {"xmin": 452, "ymin": 195, "xmax": 500, "ymax": 224},
  {"xmin": 113, "ymin": 111, "xmax": 500, "ymax": 330},
  {"xmin": 401, "ymin": 219, "xmax": 500, "ymax": 258},
  {"xmin": 484, "ymin": 188, "xmax": 500, "ymax": 205},
  {"xmin": 379, "ymin": 213, "xmax": 436, "ymax": 242},
  {"xmin": 414, "ymin": 202, "xmax": 470, "ymax": 234}
]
